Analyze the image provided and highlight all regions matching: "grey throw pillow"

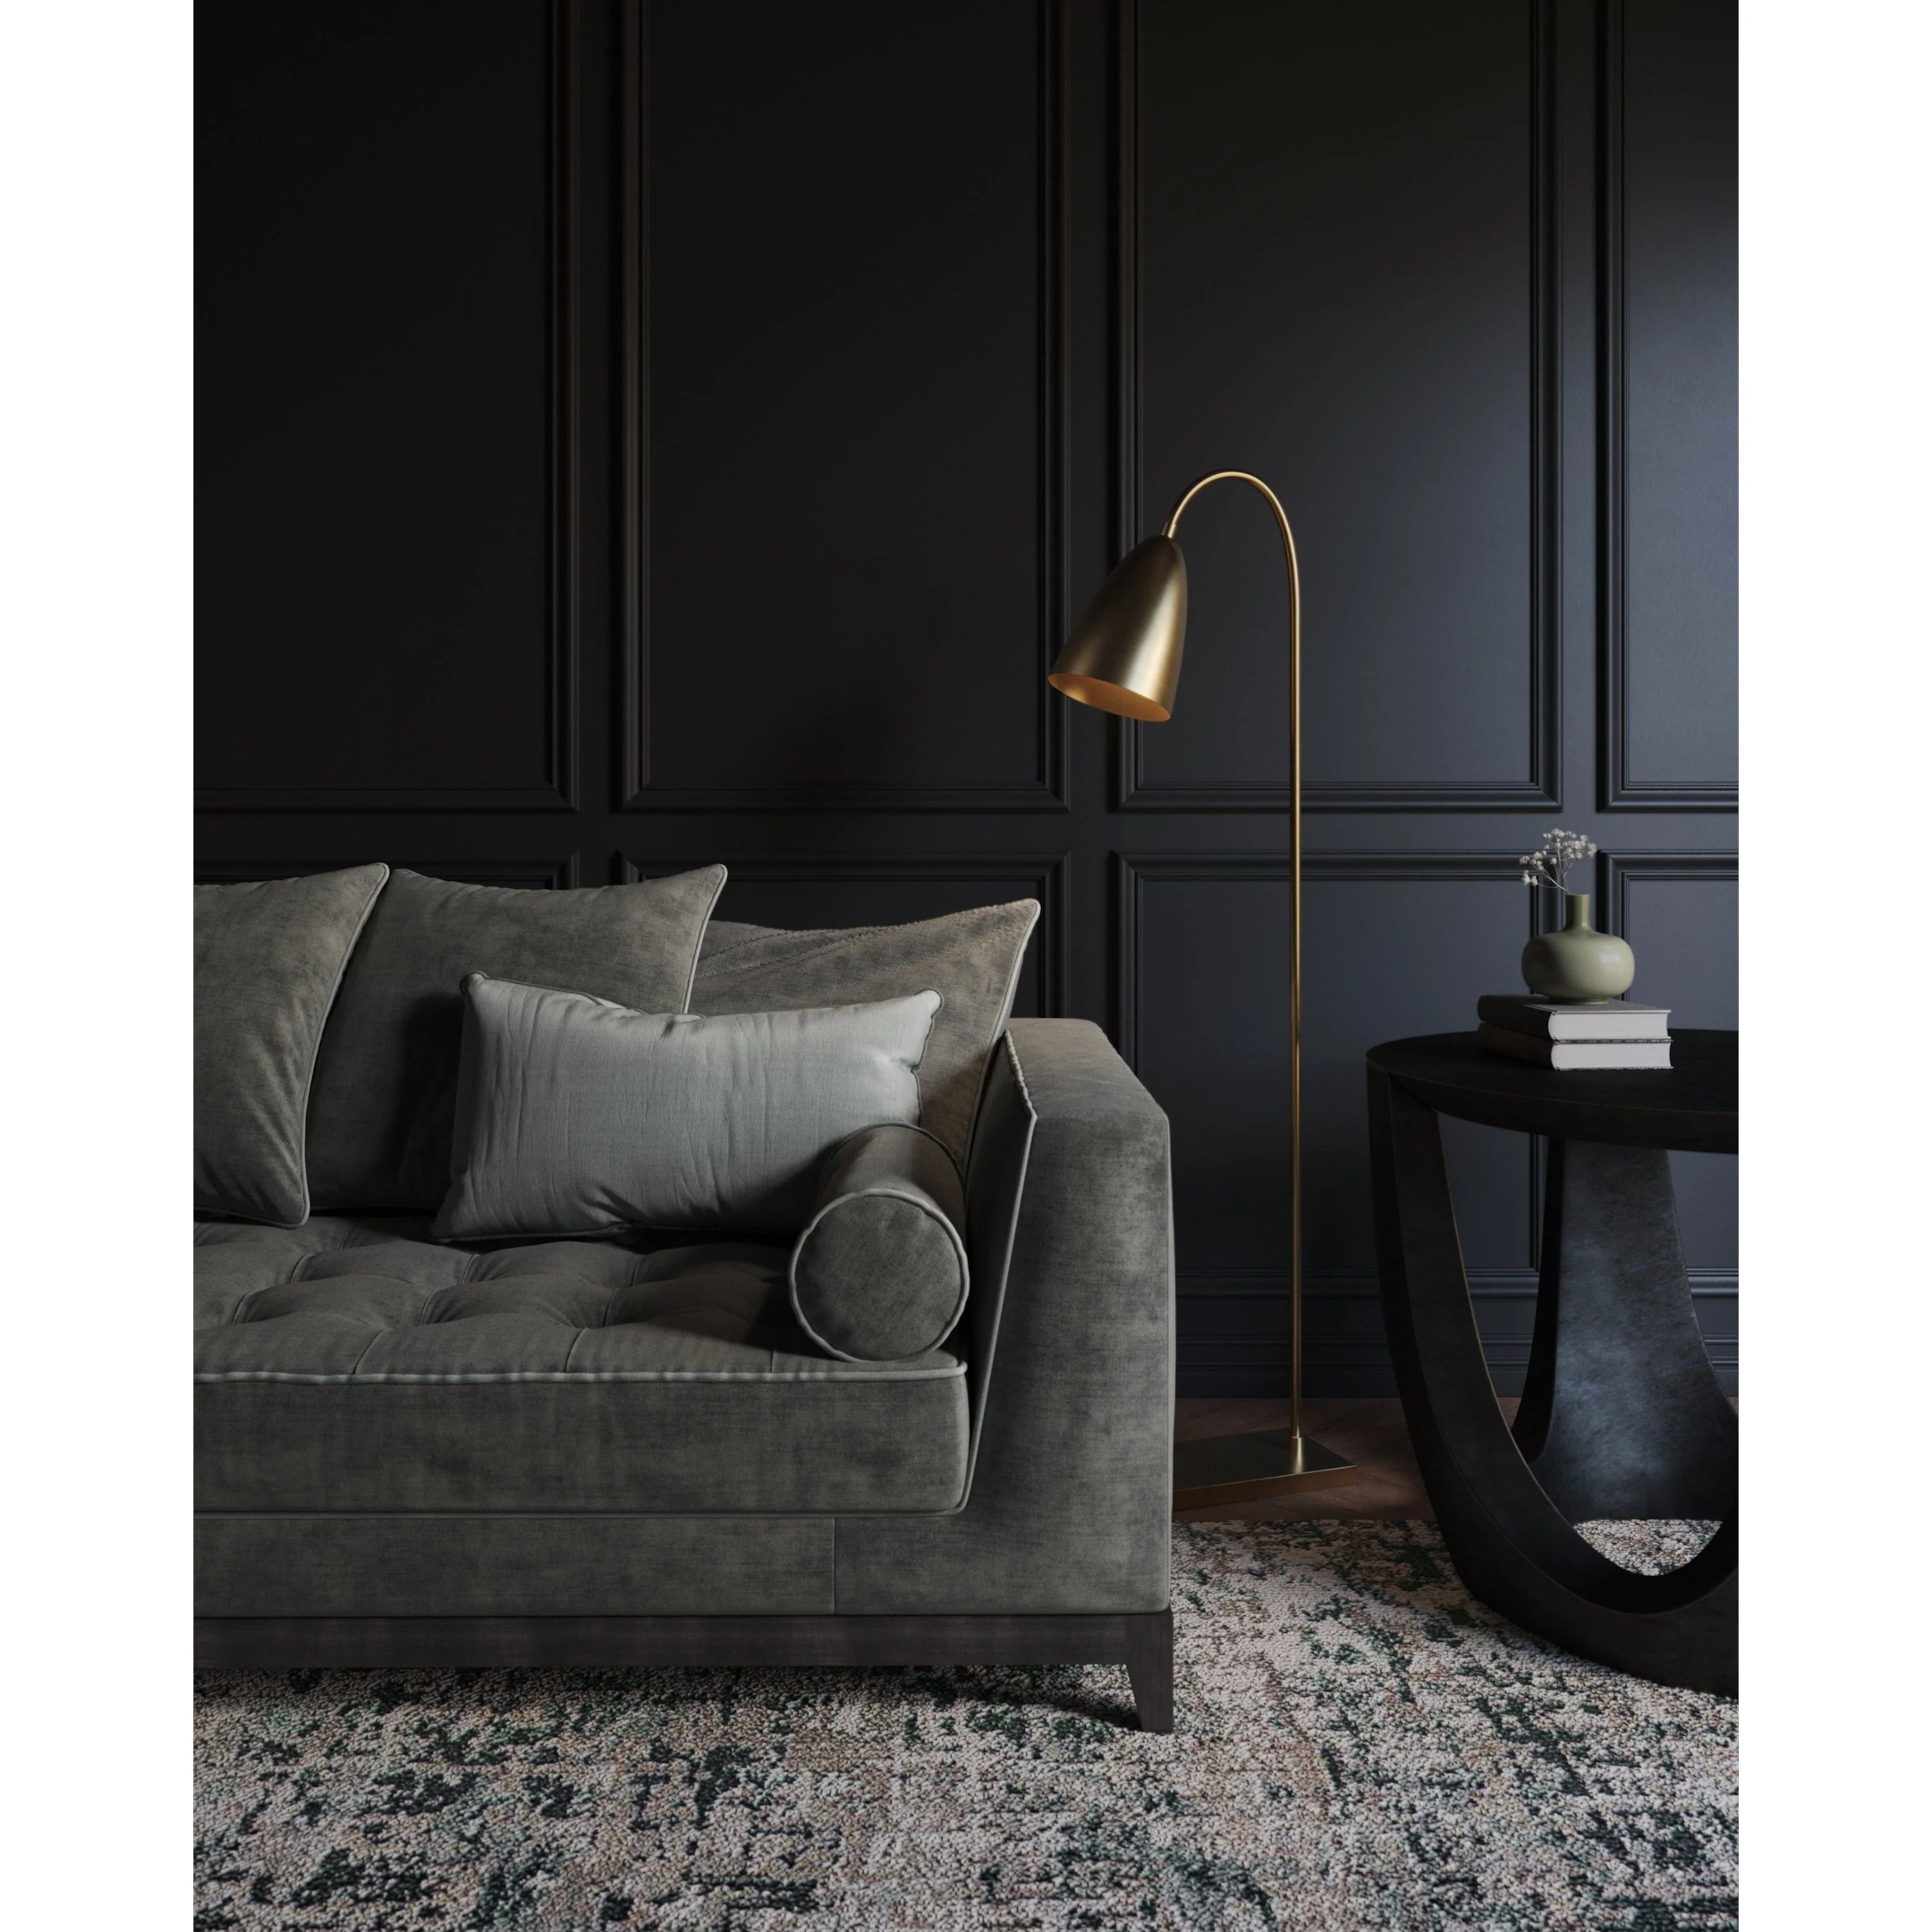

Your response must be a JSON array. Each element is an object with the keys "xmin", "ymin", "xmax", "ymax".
[
  {"xmin": 790, "ymin": 1123, "xmax": 969, "ymax": 1362},
  {"xmin": 305, "ymin": 866, "xmax": 726, "ymax": 1212},
  {"xmin": 432, "ymin": 976, "xmax": 942, "ymax": 1241},
  {"xmin": 691, "ymin": 899, "xmax": 1038, "ymax": 1165},
  {"xmin": 194, "ymin": 864, "xmax": 390, "ymax": 1226}
]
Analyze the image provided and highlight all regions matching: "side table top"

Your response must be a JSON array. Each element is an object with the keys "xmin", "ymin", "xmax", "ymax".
[{"xmin": 1366, "ymin": 1029, "xmax": 1737, "ymax": 1154}]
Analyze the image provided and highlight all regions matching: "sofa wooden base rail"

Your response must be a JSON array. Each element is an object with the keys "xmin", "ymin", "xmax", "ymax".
[{"xmin": 195, "ymin": 1608, "xmax": 1176, "ymax": 1733}]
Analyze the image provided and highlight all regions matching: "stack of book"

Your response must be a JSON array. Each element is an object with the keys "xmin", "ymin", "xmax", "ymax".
[{"xmin": 1476, "ymin": 996, "xmax": 1671, "ymax": 1070}]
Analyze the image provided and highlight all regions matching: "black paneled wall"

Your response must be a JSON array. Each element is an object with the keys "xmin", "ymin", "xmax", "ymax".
[{"xmin": 198, "ymin": 0, "xmax": 1738, "ymax": 1394}]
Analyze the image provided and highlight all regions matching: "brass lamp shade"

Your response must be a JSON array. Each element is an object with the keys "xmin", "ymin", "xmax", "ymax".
[{"xmin": 1046, "ymin": 535, "xmax": 1187, "ymax": 722}]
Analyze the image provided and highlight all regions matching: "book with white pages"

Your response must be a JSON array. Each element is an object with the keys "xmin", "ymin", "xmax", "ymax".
[
  {"xmin": 1477, "ymin": 1022, "xmax": 1672, "ymax": 1071},
  {"xmin": 1475, "ymin": 994, "xmax": 1670, "ymax": 1041}
]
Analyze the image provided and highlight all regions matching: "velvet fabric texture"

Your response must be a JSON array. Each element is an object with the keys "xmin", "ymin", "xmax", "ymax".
[
  {"xmin": 432, "ymin": 979, "xmax": 939, "ymax": 1240},
  {"xmin": 194, "ymin": 864, "xmax": 389, "ymax": 1226},
  {"xmin": 194, "ymin": 1217, "xmax": 967, "ymax": 1517},
  {"xmin": 194, "ymin": 1021, "xmax": 1174, "ymax": 1620},
  {"xmin": 834, "ymin": 1020, "xmax": 1175, "ymax": 1614},
  {"xmin": 303, "ymin": 866, "xmax": 726, "ymax": 1212},
  {"xmin": 790, "ymin": 1124, "xmax": 969, "ymax": 1362},
  {"xmin": 953, "ymin": 1032, "xmax": 1037, "ymax": 1489},
  {"xmin": 691, "ymin": 901, "xmax": 1038, "ymax": 1165},
  {"xmin": 196, "ymin": 1514, "xmax": 841, "ymax": 1618}
]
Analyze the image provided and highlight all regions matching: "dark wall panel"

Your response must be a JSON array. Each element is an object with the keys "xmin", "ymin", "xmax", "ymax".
[
  {"xmin": 1122, "ymin": 858, "xmax": 1552, "ymax": 1390},
  {"xmin": 1131, "ymin": 0, "xmax": 1555, "ymax": 808},
  {"xmin": 1125, "ymin": 861, "xmax": 1539, "ymax": 1279},
  {"xmin": 197, "ymin": 0, "xmax": 1739, "ymax": 1395},
  {"xmin": 1607, "ymin": 855, "xmax": 1738, "ymax": 1273},
  {"xmin": 1603, "ymin": 0, "xmax": 1738, "ymax": 804},
  {"xmin": 197, "ymin": 858, "xmax": 576, "ymax": 891},
  {"xmin": 197, "ymin": 0, "xmax": 569, "ymax": 809},
  {"xmin": 631, "ymin": 855, "xmax": 1066, "ymax": 1021},
  {"xmin": 626, "ymin": 0, "xmax": 1063, "ymax": 809}
]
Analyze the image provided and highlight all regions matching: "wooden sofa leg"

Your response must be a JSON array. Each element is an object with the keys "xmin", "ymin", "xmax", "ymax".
[{"xmin": 1123, "ymin": 1610, "xmax": 1174, "ymax": 1733}]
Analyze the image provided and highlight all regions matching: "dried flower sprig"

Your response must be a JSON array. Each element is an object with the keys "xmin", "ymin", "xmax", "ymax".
[{"xmin": 1519, "ymin": 828, "xmax": 1597, "ymax": 892}]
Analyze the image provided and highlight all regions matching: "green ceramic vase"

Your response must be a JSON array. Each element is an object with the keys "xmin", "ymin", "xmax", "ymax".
[{"xmin": 1521, "ymin": 893, "xmax": 1635, "ymax": 1004}]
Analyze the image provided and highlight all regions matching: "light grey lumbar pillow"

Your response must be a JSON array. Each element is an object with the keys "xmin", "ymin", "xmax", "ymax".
[
  {"xmin": 433, "ymin": 975, "xmax": 942, "ymax": 1241},
  {"xmin": 194, "ymin": 863, "xmax": 390, "ymax": 1226},
  {"xmin": 790, "ymin": 1123, "xmax": 970, "ymax": 1363},
  {"xmin": 305, "ymin": 865, "xmax": 726, "ymax": 1213},
  {"xmin": 691, "ymin": 900, "xmax": 1038, "ymax": 1167}
]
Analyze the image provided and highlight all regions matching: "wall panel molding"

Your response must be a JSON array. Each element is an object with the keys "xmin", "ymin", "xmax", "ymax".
[
  {"xmin": 1117, "ymin": 850, "xmax": 1555, "ymax": 1377},
  {"xmin": 1179, "ymin": 1267, "xmax": 1738, "ymax": 1304},
  {"xmin": 617, "ymin": 0, "xmax": 1072, "ymax": 814},
  {"xmin": 1113, "ymin": 850, "xmax": 1543, "ymax": 1061},
  {"xmin": 622, "ymin": 852, "xmax": 1070, "ymax": 1015},
  {"xmin": 194, "ymin": 856, "xmax": 580, "ymax": 889},
  {"xmin": 196, "ymin": 0, "xmax": 581, "ymax": 817},
  {"xmin": 1180, "ymin": 1268, "xmax": 1737, "ymax": 1396},
  {"xmin": 1109, "ymin": 0, "xmax": 1563, "ymax": 814},
  {"xmin": 1597, "ymin": 848, "xmax": 1738, "ymax": 936},
  {"xmin": 1594, "ymin": 0, "xmax": 1737, "ymax": 812}
]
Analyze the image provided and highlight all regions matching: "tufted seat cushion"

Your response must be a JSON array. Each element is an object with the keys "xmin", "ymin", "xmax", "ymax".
[{"xmin": 195, "ymin": 1218, "xmax": 968, "ymax": 1515}]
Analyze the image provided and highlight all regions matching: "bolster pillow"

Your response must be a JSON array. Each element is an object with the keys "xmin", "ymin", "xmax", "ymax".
[{"xmin": 789, "ymin": 1123, "xmax": 970, "ymax": 1362}]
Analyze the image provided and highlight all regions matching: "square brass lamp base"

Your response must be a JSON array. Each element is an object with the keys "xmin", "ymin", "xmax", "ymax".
[{"xmin": 1172, "ymin": 1429, "xmax": 1356, "ymax": 1512}]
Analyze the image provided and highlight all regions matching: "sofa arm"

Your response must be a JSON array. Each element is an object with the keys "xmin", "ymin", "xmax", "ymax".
[{"xmin": 835, "ymin": 1018, "xmax": 1175, "ymax": 1614}]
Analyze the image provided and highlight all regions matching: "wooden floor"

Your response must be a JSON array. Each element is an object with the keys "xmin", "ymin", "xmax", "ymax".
[
  {"xmin": 1173, "ymin": 1396, "xmax": 1516, "ymax": 1522},
  {"xmin": 1176, "ymin": 1394, "xmax": 1735, "ymax": 1521}
]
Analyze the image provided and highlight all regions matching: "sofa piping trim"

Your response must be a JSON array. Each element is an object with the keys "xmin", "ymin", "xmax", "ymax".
[
  {"xmin": 194, "ymin": 1364, "xmax": 965, "ymax": 1385},
  {"xmin": 941, "ymin": 1030, "xmax": 1038, "ymax": 1514}
]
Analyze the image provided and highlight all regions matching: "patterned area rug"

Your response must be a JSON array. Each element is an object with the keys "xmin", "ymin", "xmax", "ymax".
[{"xmin": 195, "ymin": 1521, "xmax": 1735, "ymax": 1931}]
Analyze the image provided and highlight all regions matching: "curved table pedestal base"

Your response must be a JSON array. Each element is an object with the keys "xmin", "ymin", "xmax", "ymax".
[{"xmin": 1368, "ymin": 1067, "xmax": 1737, "ymax": 1696}]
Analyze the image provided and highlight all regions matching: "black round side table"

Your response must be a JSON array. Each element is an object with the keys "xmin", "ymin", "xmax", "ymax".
[{"xmin": 1366, "ymin": 1030, "xmax": 1737, "ymax": 1695}]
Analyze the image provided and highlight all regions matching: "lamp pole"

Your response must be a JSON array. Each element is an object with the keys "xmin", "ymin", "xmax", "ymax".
[
  {"xmin": 1049, "ymin": 470, "xmax": 1354, "ymax": 1503},
  {"xmin": 1160, "ymin": 474, "xmax": 1306, "ymax": 1447}
]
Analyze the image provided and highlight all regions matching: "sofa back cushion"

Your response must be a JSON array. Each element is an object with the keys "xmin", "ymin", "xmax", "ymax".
[
  {"xmin": 691, "ymin": 899, "xmax": 1038, "ymax": 1165},
  {"xmin": 432, "ymin": 976, "xmax": 940, "ymax": 1239},
  {"xmin": 194, "ymin": 863, "xmax": 390, "ymax": 1226},
  {"xmin": 305, "ymin": 866, "xmax": 725, "ymax": 1212}
]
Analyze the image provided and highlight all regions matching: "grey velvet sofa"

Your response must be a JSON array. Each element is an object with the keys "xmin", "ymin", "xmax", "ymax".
[{"xmin": 195, "ymin": 873, "xmax": 1177, "ymax": 1731}]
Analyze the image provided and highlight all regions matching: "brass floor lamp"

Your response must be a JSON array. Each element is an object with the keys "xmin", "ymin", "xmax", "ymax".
[{"xmin": 1048, "ymin": 470, "xmax": 1356, "ymax": 1507}]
